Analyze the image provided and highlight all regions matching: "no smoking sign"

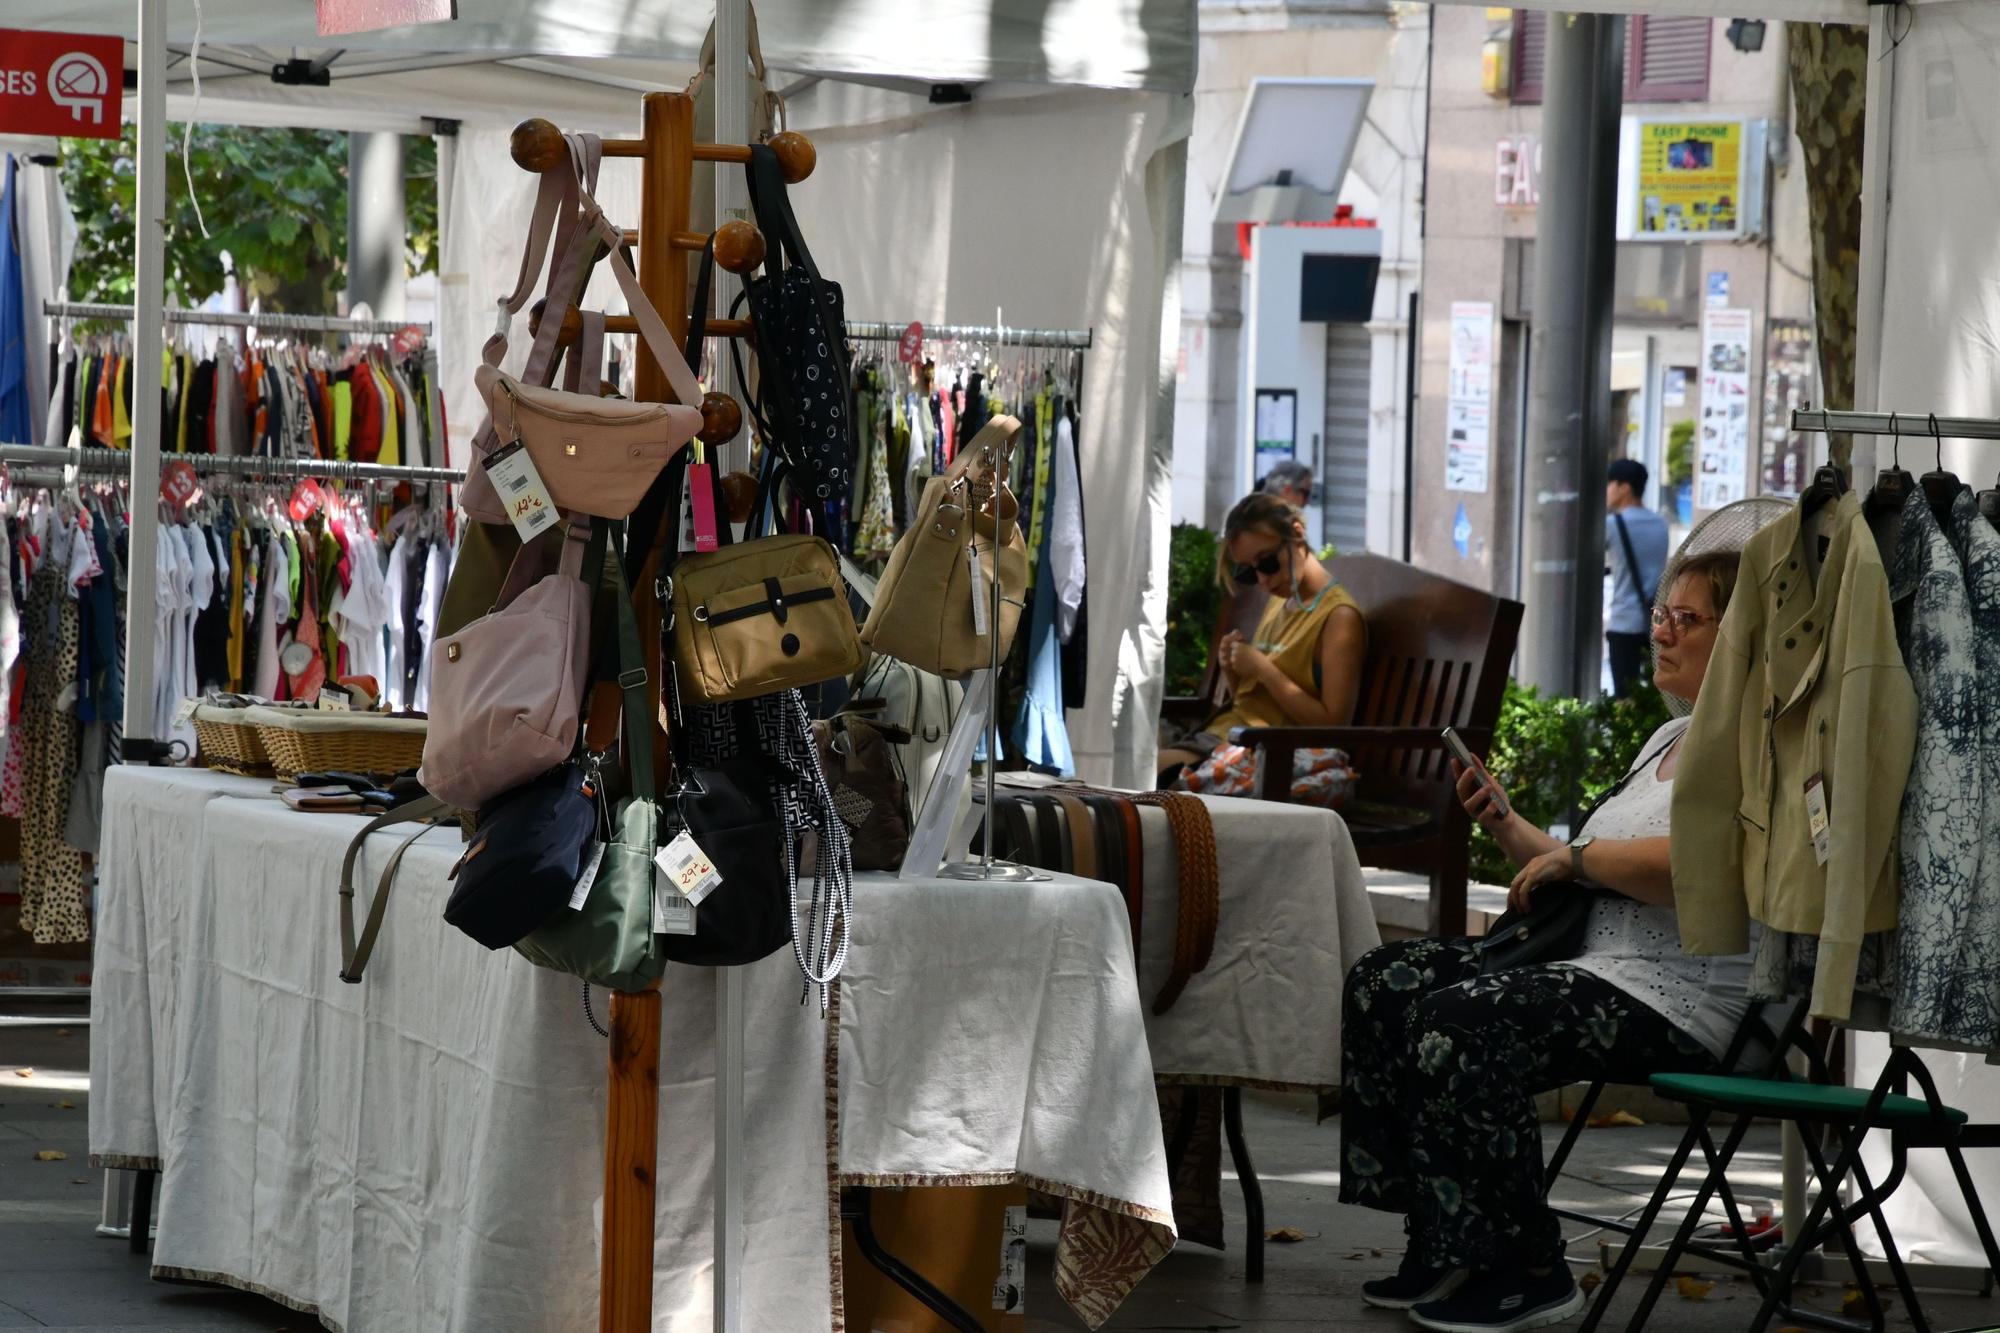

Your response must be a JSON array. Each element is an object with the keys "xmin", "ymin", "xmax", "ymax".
[{"xmin": 0, "ymin": 29, "xmax": 122, "ymax": 140}]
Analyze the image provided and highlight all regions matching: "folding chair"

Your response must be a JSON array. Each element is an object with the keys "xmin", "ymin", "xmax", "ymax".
[
  {"xmin": 1579, "ymin": 1018, "xmax": 2000, "ymax": 1333},
  {"xmin": 1543, "ymin": 1002, "xmax": 1799, "ymax": 1282}
]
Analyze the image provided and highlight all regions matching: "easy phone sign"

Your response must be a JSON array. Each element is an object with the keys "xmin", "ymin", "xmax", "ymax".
[{"xmin": 0, "ymin": 29, "xmax": 123, "ymax": 140}]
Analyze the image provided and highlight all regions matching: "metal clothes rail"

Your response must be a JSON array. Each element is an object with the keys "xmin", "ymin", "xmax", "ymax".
[
  {"xmin": 1792, "ymin": 408, "xmax": 2000, "ymax": 441},
  {"xmin": 43, "ymin": 300, "xmax": 430, "ymax": 338},
  {"xmin": 0, "ymin": 443, "xmax": 463, "ymax": 486},
  {"xmin": 845, "ymin": 320, "xmax": 1092, "ymax": 350}
]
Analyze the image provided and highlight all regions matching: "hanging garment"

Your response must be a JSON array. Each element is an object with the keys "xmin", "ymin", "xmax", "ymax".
[
  {"xmin": 0, "ymin": 158, "xmax": 31, "ymax": 448},
  {"xmin": 18, "ymin": 559, "xmax": 88, "ymax": 943},
  {"xmin": 853, "ymin": 392, "xmax": 896, "ymax": 563},
  {"xmin": 1672, "ymin": 491, "xmax": 1916, "ymax": 1022},
  {"xmin": 1049, "ymin": 412, "xmax": 1085, "ymax": 643},
  {"xmin": 1012, "ymin": 535, "xmax": 1074, "ymax": 774},
  {"xmin": 252, "ymin": 529, "xmax": 291, "ymax": 700}
]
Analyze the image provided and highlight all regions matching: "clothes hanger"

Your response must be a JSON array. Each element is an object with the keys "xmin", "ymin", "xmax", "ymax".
[
  {"xmin": 1866, "ymin": 411, "xmax": 1913, "ymax": 516},
  {"xmin": 1799, "ymin": 403, "xmax": 1850, "ymax": 522},
  {"xmin": 1920, "ymin": 412, "xmax": 1966, "ymax": 522}
]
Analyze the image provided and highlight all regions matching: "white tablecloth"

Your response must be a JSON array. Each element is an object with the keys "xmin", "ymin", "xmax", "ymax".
[
  {"xmin": 92, "ymin": 770, "xmax": 1175, "ymax": 1331},
  {"xmin": 839, "ymin": 871, "xmax": 1176, "ymax": 1327},
  {"xmin": 1133, "ymin": 793, "xmax": 1379, "ymax": 1090}
]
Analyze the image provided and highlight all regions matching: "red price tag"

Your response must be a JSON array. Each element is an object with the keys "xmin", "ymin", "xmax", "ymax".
[
  {"xmin": 392, "ymin": 325, "xmax": 426, "ymax": 357},
  {"xmin": 159, "ymin": 459, "xmax": 198, "ymax": 510},
  {"xmin": 288, "ymin": 479, "xmax": 326, "ymax": 522},
  {"xmin": 898, "ymin": 321, "xmax": 924, "ymax": 365}
]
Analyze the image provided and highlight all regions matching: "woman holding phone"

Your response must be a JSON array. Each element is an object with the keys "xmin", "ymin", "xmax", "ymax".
[{"xmin": 1336, "ymin": 550, "xmax": 1758, "ymax": 1333}]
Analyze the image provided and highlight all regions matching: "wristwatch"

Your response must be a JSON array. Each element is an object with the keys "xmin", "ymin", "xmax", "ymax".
[{"xmin": 1569, "ymin": 835, "xmax": 1596, "ymax": 879}]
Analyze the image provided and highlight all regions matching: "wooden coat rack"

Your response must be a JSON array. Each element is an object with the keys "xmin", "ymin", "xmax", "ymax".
[{"xmin": 510, "ymin": 92, "xmax": 816, "ymax": 1333}]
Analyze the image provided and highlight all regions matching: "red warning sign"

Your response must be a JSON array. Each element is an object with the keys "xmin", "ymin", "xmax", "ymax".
[{"xmin": 0, "ymin": 29, "xmax": 123, "ymax": 141}]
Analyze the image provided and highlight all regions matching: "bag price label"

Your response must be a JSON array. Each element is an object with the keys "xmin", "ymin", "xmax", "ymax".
[
  {"xmin": 317, "ymin": 684, "xmax": 352, "ymax": 713},
  {"xmin": 655, "ymin": 830, "xmax": 724, "ymax": 906},
  {"xmin": 1804, "ymin": 772, "xmax": 1831, "ymax": 867},
  {"xmin": 687, "ymin": 462, "xmax": 719, "ymax": 552},
  {"xmin": 171, "ymin": 696, "xmax": 200, "ymax": 728},
  {"xmin": 899, "ymin": 321, "xmax": 924, "ymax": 364},
  {"xmin": 652, "ymin": 867, "xmax": 699, "ymax": 935},
  {"xmin": 484, "ymin": 440, "xmax": 559, "ymax": 541},
  {"xmin": 568, "ymin": 840, "xmax": 606, "ymax": 911}
]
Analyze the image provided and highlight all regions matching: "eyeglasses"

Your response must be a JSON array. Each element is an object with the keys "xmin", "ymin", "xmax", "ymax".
[
  {"xmin": 1231, "ymin": 551, "xmax": 1286, "ymax": 585},
  {"xmin": 1650, "ymin": 606, "xmax": 1718, "ymax": 638}
]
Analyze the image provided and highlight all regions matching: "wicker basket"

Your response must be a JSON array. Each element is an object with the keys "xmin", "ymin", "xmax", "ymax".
[
  {"xmin": 191, "ymin": 703, "xmax": 274, "ymax": 777},
  {"xmin": 245, "ymin": 706, "xmax": 428, "ymax": 782}
]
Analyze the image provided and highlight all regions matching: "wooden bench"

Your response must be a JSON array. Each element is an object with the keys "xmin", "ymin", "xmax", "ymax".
[{"xmin": 1163, "ymin": 553, "xmax": 1522, "ymax": 936}]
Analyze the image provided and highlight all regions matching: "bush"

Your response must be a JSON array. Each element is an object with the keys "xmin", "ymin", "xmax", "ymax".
[
  {"xmin": 1469, "ymin": 680, "xmax": 1671, "ymax": 886},
  {"xmin": 1165, "ymin": 523, "xmax": 1222, "ymax": 697},
  {"xmin": 1666, "ymin": 420, "xmax": 1696, "ymax": 488}
]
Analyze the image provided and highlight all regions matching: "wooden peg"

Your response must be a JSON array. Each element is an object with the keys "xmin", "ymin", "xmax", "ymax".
[
  {"xmin": 720, "ymin": 471, "xmax": 760, "ymax": 524},
  {"xmin": 768, "ymin": 131, "xmax": 817, "ymax": 183},
  {"xmin": 511, "ymin": 118, "xmax": 567, "ymax": 172},
  {"xmin": 528, "ymin": 302, "xmax": 752, "ymax": 344},
  {"xmin": 713, "ymin": 220, "xmax": 765, "ymax": 275},
  {"xmin": 699, "ymin": 392, "xmax": 742, "ymax": 445}
]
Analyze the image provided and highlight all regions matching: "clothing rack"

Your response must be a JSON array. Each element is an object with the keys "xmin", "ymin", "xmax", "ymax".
[
  {"xmin": 43, "ymin": 300, "xmax": 430, "ymax": 338},
  {"xmin": 1792, "ymin": 408, "xmax": 2000, "ymax": 441},
  {"xmin": 846, "ymin": 320, "xmax": 1092, "ymax": 350},
  {"xmin": 0, "ymin": 443, "xmax": 462, "ymax": 486}
]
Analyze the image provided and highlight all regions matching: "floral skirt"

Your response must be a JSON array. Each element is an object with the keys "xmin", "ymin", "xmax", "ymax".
[{"xmin": 1338, "ymin": 937, "xmax": 1717, "ymax": 1269}]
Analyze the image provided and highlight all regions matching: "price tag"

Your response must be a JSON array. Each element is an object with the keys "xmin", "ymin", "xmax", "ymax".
[
  {"xmin": 1804, "ymin": 773, "xmax": 1831, "ymax": 867},
  {"xmin": 677, "ymin": 472, "xmax": 698, "ymax": 552},
  {"xmin": 172, "ymin": 697, "xmax": 201, "ymax": 728},
  {"xmin": 393, "ymin": 325, "xmax": 426, "ymax": 358},
  {"xmin": 654, "ymin": 829, "xmax": 724, "ymax": 906},
  {"xmin": 652, "ymin": 867, "xmax": 699, "ymax": 935},
  {"xmin": 968, "ymin": 541, "xmax": 989, "ymax": 636},
  {"xmin": 317, "ymin": 685, "xmax": 352, "ymax": 712},
  {"xmin": 160, "ymin": 459, "xmax": 198, "ymax": 510},
  {"xmin": 484, "ymin": 441, "xmax": 559, "ymax": 541},
  {"xmin": 287, "ymin": 479, "xmax": 326, "ymax": 522},
  {"xmin": 898, "ymin": 321, "xmax": 924, "ymax": 364},
  {"xmin": 688, "ymin": 462, "xmax": 719, "ymax": 553},
  {"xmin": 568, "ymin": 840, "xmax": 606, "ymax": 910}
]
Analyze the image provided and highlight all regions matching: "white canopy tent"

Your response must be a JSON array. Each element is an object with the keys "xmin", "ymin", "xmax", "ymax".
[{"xmin": 15, "ymin": 0, "xmax": 1193, "ymax": 788}]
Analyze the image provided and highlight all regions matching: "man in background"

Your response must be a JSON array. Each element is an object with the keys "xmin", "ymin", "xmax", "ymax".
[
  {"xmin": 1261, "ymin": 460, "xmax": 1313, "ymax": 511},
  {"xmin": 1605, "ymin": 457, "xmax": 1669, "ymax": 698}
]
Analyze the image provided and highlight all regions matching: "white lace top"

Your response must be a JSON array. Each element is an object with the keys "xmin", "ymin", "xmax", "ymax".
[{"xmin": 1557, "ymin": 716, "xmax": 1758, "ymax": 1063}]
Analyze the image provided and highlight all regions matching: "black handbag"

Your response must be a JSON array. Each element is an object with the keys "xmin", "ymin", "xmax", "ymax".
[
  {"xmin": 735, "ymin": 141, "xmax": 853, "ymax": 537},
  {"xmin": 656, "ymin": 750, "xmax": 795, "ymax": 967},
  {"xmin": 1474, "ymin": 729, "xmax": 1682, "ymax": 976},
  {"xmin": 443, "ymin": 762, "xmax": 600, "ymax": 950}
]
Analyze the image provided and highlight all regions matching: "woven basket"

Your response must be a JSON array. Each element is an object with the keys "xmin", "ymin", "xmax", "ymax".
[
  {"xmin": 245, "ymin": 706, "xmax": 428, "ymax": 782},
  {"xmin": 191, "ymin": 704, "xmax": 274, "ymax": 777}
]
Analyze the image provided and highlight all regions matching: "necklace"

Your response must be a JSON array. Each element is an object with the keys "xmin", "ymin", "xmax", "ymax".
[{"xmin": 1287, "ymin": 578, "xmax": 1333, "ymax": 616}]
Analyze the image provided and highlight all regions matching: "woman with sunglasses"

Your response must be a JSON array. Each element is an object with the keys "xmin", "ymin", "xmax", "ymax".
[
  {"xmin": 1157, "ymin": 492, "xmax": 1367, "ymax": 794},
  {"xmin": 1336, "ymin": 549, "xmax": 1759, "ymax": 1333}
]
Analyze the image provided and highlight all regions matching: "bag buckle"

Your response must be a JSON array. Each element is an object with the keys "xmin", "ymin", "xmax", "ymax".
[{"xmin": 618, "ymin": 668, "xmax": 649, "ymax": 691}]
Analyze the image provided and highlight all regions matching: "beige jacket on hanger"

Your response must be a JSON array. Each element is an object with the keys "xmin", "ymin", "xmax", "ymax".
[{"xmin": 1670, "ymin": 489, "xmax": 1915, "ymax": 1021}]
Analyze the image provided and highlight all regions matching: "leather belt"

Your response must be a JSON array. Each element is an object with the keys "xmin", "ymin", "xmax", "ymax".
[{"xmin": 1055, "ymin": 793, "xmax": 1097, "ymax": 881}]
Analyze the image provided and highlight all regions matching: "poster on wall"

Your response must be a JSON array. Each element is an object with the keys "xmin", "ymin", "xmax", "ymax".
[
  {"xmin": 1636, "ymin": 121, "xmax": 1743, "ymax": 238},
  {"xmin": 1761, "ymin": 320, "xmax": 1816, "ymax": 501},
  {"xmin": 1253, "ymin": 389, "xmax": 1297, "ymax": 484},
  {"xmin": 1698, "ymin": 307, "xmax": 1753, "ymax": 511},
  {"xmin": 1446, "ymin": 301, "xmax": 1494, "ymax": 493}
]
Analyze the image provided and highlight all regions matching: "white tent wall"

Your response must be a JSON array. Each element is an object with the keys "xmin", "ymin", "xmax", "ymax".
[
  {"xmin": 1845, "ymin": 0, "xmax": 2000, "ymax": 1269},
  {"xmin": 47, "ymin": 0, "xmax": 1193, "ymax": 92},
  {"xmin": 782, "ymin": 82, "xmax": 1193, "ymax": 786}
]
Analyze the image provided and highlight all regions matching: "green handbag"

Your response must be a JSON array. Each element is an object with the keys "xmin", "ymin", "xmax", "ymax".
[{"xmin": 510, "ymin": 549, "xmax": 667, "ymax": 993}]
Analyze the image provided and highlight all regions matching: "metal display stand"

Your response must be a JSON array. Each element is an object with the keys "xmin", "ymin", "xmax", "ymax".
[
  {"xmin": 0, "ymin": 442, "xmax": 463, "ymax": 487},
  {"xmin": 44, "ymin": 300, "xmax": 431, "ymax": 337}
]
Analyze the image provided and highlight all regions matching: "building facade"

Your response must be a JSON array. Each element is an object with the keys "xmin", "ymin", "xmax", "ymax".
[
  {"xmin": 1171, "ymin": 0, "xmax": 1429, "ymax": 560},
  {"xmin": 1411, "ymin": 8, "xmax": 1817, "ymax": 594}
]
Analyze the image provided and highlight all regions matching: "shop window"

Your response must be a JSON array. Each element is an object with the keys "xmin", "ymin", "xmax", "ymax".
[{"xmin": 1511, "ymin": 13, "xmax": 1712, "ymax": 106}]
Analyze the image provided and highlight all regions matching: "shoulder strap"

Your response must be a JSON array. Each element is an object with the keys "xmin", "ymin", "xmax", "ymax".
[
  {"xmin": 339, "ymin": 795, "xmax": 454, "ymax": 983},
  {"xmin": 1612, "ymin": 511, "xmax": 1650, "ymax": 609},
  {"xmin": 1577, "ymin": 726, "xmax": 1683, "ymax": 834},
  {"xmin": 602, "ymin": 530, "xmax": 655, "ymax": 803}
]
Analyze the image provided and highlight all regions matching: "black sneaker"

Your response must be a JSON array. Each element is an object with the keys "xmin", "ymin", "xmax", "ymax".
[
  {"xmin": 1407, "ymin": 1265, "xmax": 1585, "ymax": 1332},
  {"xmin": 1360, "ymin": 1250, "xmax": 1469, "ymax": 1310}
]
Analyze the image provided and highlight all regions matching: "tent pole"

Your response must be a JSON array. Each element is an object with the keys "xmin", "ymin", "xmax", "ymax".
[
  {"xmin": 121, "ymin": 0, "xmax": 168, "ymax": 764},
  {"xmin": 712, "ymin": 0, "xmax": 752, "ymax": 1328}
]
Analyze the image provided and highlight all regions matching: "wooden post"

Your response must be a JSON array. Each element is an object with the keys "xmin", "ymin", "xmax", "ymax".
[
  {"xmin": 600, "ymin": 989, "xmax": 663, "ymax": 1332},
  {"xmin": 638, "ymin": 92, "xmax": 695, "ymax": 401}
]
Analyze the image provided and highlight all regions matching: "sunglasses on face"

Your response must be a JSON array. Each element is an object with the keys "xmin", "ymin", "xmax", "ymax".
[{"xmin": 1231, "ymin": 550, "xmax": 1286, "ymax": 585}]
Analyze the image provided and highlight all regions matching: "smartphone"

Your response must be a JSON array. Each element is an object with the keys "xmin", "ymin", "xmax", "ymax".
[{"xmin": 1442, "ymin": 727, "xmax": 1510, "ymax": 820}]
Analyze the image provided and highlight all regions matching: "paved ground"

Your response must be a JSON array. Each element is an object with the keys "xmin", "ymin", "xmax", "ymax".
[{"xmin": 5, "ymin": 1015, "xmax": 1996, "ymax": 1332}]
